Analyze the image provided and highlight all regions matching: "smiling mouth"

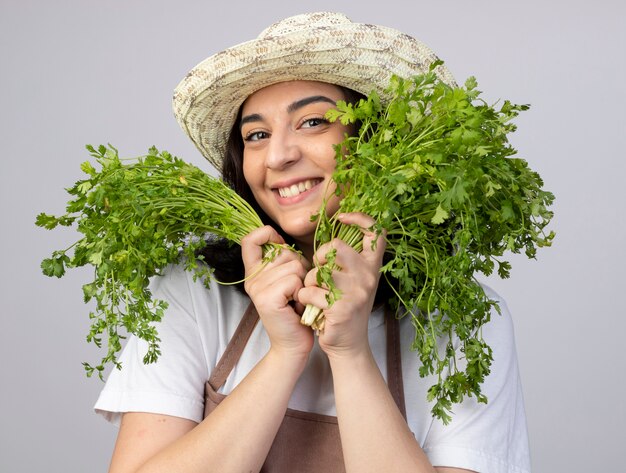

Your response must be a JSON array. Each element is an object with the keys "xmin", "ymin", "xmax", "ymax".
[{"xmin": 276, "ymin": 179, "xmax": 322, "ymax": 198}]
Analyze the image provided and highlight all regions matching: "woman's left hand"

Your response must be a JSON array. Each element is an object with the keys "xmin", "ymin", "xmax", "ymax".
[{"xmin": 297, "ymin": 212, "xmax": 386, "ymax": 359}]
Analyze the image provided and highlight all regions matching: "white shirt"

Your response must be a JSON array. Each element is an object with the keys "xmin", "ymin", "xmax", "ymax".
[{"xmin": 95, "ymin": 264, "xmax": 531, "ymax": 472}]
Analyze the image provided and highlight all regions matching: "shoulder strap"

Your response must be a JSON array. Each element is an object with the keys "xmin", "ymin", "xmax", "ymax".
[
  {"xmin": 207, "ymin": 302, "xmax": 259, "ymax": 392},
  {"xmin": 385, "ymin": 305, "xmax": 407, "ymax": 420}
]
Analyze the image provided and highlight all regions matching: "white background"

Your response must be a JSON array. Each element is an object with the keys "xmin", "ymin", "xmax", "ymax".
[{"xmin": 1, "ymin": 0, "xmax": 624, "ymax": 471}]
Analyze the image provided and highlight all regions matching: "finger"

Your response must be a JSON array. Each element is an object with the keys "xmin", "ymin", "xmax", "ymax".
[
  {"xmin": 278, "ymin": 273, "xmax": 306, "ymax": 303},
  {"xmin": 241, "ymin": 225, "xmax": 285, "ymax": 273},
  {"xmin": 336, "ymin": 213, "xmax": 386, "ymax": 260},
  {"xmin": 244, "ymin": 253, "xmax": 309, "ymax": 305},
  {"xmin": 304, "ymin": 266, "xmax": 318, "ymax": 288},
  {"xmin": 314, "ymin": 236, "xmax": 382, "ymax": 272},
  {"xmin": 361, "ymin": 225, "xmax": 386, "ymax": 259},
  {"xmin": 303, "ymin": 262, "xmax": 349, "ymax": 289},
  {"xmin": 313, "ymin": 238, "xmax": 350, "ymax": 268},
  {"xmin": 253, "ymin": 271, "xmax": 306, "ymax": 314},
  {"xmin": 255, "ymin": 257, "xmax": 308, "ymax": 288},
  {"xmin": 335, "ymin": 212, "xmax": 376, "ymax": 229},
  {"xmin": 296, "ymin": 285, "xmax": 331, "ymax": 311}
]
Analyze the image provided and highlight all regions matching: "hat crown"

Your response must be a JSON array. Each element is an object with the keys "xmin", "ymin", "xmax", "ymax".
[
  {"xmin": 174, "ymin": 12, "xmax": 455, "ymax": 169},
  {"xmin": 258, "ymin": 11, "xmax": 352, "ymax": 38}
]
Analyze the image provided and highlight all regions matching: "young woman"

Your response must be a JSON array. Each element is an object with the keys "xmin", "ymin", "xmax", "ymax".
[{"xmin": 95, "ymin": 12, "xmax": 530, "ymax": 473}]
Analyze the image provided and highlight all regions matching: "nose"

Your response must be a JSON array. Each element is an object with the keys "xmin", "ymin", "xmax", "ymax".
[{"xmin": 265, "ymin": 129, "xmax": 301, "ymax": 170}]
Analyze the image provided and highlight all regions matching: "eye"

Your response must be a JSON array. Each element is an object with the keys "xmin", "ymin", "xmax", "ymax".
[
  {"xmin": 301, "ymin": 117, "xmax": 329, "ymax": 129},
  {"xmin": 243, "ymin": 130, "xmax": 269, "ymax": 142}
]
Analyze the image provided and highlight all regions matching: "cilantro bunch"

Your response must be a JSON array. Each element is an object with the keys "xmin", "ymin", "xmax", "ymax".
[
  {"xmin": 304, "ymin": 70, "xmax": 555, "ymax": 423},
  {"xmin": 37, "ymin": 70, "xmax": 554, "ymax": 424},
  {"xmin": 36, "ymin": 145, "xmax": 276, "ymax": 378}
]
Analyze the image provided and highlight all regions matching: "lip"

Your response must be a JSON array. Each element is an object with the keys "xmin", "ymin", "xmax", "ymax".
[{"xmin": 271, "ymin": 177, "xmax": 323, "ymax": 204}]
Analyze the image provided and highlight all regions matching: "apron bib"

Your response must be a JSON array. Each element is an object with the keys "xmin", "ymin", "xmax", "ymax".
[{"xmin": 204, "ymin": 303, "xmax": 406, "ymax": 472}]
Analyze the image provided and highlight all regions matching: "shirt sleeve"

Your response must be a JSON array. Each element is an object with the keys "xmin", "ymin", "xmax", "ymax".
[
  {"xmin": 421, "ymin": 286, "xmax": 531, "ymax": 473},
  {"xmin": 93, "ymin": 265, "xmax": 213, "ymax": 426}
]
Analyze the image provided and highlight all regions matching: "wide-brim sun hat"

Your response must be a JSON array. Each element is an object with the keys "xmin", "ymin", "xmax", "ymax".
[{"xmin": 173, "ymin": 11, "xmax": 456, "ymax": 170}]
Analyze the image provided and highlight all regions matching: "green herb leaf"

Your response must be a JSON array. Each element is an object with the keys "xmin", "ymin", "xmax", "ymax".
[
  {"xmin": 37, "ymin": 145, "xmax": 281, "ymax": 374},
  {"xmin": 311, "ymin": 72, "xmax": 555, "ymax": 423}
]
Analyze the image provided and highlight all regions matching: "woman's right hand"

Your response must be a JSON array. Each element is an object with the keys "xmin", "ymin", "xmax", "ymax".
[{"xmin": 241, "ymin": 225, "xmax": 314, "ymax": 359}]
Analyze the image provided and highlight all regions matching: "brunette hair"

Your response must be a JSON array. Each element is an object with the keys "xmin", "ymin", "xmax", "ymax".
[{"xmin": 195, "ymin": 111, "xmax": 275, "ymax": 286}]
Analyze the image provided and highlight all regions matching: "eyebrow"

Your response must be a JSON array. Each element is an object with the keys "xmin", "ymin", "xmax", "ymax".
[
  {"xmin": 240, "ymin": 95, "xmax": 337, "ymax": 129},
  {"xmin": 287, "ymin": 95, "xmax": 337, "ymax": 113}
]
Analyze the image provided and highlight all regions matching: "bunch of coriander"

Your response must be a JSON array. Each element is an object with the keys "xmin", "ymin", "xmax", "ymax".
[
  {"xmin": 36, "ymin": 145, "xmax": 280, "ymax": 378},
  {"xmin": 304, "ymin": 69, "xmax": 554, "ymax": 423},
  {"xmin": 37, "ymin": 70, "xmax": 554, "ymax": 423}
]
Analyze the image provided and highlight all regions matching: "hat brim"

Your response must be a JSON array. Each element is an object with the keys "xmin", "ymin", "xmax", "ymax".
[{"xmin": 173, "ymin": 20, "xmax": 456, "ymax": 170}]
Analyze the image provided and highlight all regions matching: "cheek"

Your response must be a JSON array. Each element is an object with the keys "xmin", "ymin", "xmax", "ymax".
[{"xmin": 308, "ymin": 143, "xmax": 338, "ymax": 174}]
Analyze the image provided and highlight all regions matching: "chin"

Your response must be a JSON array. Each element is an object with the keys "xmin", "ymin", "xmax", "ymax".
[
  {"xmin": 281, "ymin": 224, "xmax": 316, "ymax": 242},
  {"xmin": 274, "ymin": 217, "xmax": 314, "ymax": 241}
]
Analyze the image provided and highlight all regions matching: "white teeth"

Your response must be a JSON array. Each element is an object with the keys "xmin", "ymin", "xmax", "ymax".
[{"xmin": 277, "ymin": 179, "xmax": 319, "ymax": 198}]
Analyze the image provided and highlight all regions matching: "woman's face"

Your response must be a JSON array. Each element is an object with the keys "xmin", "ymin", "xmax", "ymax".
[{"xmin": 240, "ymin": 80, "xmax": 351, "ymax": 250}]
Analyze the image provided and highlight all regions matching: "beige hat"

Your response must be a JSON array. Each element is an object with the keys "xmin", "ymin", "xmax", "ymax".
[{"xmin": 172, "ymin": 12, "xmax": 456, "ymax": 170}]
